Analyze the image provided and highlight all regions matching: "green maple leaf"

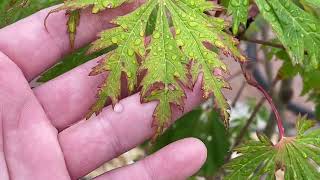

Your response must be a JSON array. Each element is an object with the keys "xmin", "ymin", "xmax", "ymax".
[
  {"xmin": 300, "ymin": 0, "xmax": 320, "ymax": 17},
  {"xmin": 139, "ymin": 4, "xmax": 188, "ymax": 134},
  {"xmin": 57, "ymin": 0, "xmax": 245, "ymax": 136},
  {"xmin": 227, "ymin": 0, "xmax": 249, "ymax": 35},
  {"xmin": 255, "ymin": 0, "xmax": 320, "ymax": 69},
  {"xmin": 273, "ymin": 48, "xmax": 320, "ymax": 120},
  {"xmin": 85, "ymin": 0, "xmax": 157, "ymax": 118},
  {"xmin": 301, "ymin": 0, "xmax": 320, "ymax": 9},
  {"xmin": 224, "ymin": 116, "xmax": 320, "ymax": 180},
  {"xmin": 166, "ymin": 0, "xmax": 246, "ymax": 128}
]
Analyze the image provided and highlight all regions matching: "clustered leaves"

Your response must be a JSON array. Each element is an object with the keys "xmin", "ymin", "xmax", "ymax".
[
  {"xmin": 225, "ymin": 116, "xmax": 320, "ymax": 180},
  {"xmin": 54, "ymin": 0, "xmax": 245, "ymax": 137}
]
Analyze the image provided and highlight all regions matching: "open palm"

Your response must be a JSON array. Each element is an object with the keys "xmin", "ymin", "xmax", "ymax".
[{"xmin": 0, "ymin": 2, "xmax": 207, "ymax": 180}]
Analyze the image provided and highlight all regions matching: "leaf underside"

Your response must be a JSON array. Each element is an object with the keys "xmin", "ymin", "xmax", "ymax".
[
  {"xmin": 57, "ymin": 0, "xmax": 245, "ymax": 137},
  {"xmin": 225, "ymin": 116, "xmax": 320, "ymax": 180},
  {"xmin": 66, "ymin": 9, "xmax": 80, "ymax": 49}
]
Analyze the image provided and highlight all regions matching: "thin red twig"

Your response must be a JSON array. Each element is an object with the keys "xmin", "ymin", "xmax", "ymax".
[{"xmin": 240, "ymin": 62, "xmax": 285, "ymax": 139}]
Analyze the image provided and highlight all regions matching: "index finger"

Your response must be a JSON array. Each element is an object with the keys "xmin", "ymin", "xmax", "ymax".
[{"xmin": 0, "ymin": 1, "xmax": 143, "ymax": 81}]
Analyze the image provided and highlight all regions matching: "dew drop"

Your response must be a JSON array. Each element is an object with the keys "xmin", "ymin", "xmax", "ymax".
[
  {"xmin": 114, "ymin": 103, "xmax": 123, "ymax": 113},
  {"xmin": 177, "ymin": 40, "xmax": 184, "ymax": 46},
  {"xmin": 172, "ymin": 55, "xmax": 177, "ymax": 60},
  {"xmin": 111, "ymin": 37, "xmax": 118, "ymax": 43},
  {"xmin": 168, "ymin": 84, "xmax": 176, "ymax": 91},
  {"xmin": 302, "ymin": 152, "xmax": 308, "ymax": 158},
  {"xmin": 214, "ymin": 41, "xmax": 224, "ymax": 48},
  {"xmin": 264, "ymin": 4, "xmax": 271, "ymax": 11},
  {"xmin": 231, "ymin": 0, "xmax": 240, "ymax": 6},
  {"xmin": 127, "ymin": 49, "xmax": 134, "ymax": 56},
  {"xmin": 121, "ymin": 24, "xmax": 128, "ymax": 29},
  {"xmin": 127, "ymin": 72, "xmax": 132, "ymax": 78},
  {"xmin": 153, "ymin": 32, "xmax": 160, "ymax": 39},
  {"xmin": 176, "ymin": 28, "xmax": 181, "ymax": 35},
  {"xmin": 174, "ymin": 71, "xmax": 180, "ymax": 77},
  {"xmin": 92, "ymin": 6, "xmax": 99, "ymax": 13},
  {"xmin": 140, "ymin": 31, "xmax": 144, "ymax": 37},
  {"xmin": 189, "ymin": 22, "xmax": 197, "ymax": 27},
  {"xmin": 106, "ymin": 3, "xmax": 113, "ymax": 8},
  {"xmin": 308, "ymin": 24, "xmax": 317, "ymax": 31},
  {"xmin": 135, "ymin": 39, "xmax": 142, "ymax": 45},
  {"xmin": 189, "ymin": 52, "xmax": 195, "ymax": 57},
  {"xmin": 284, "ymin": 0, "xmax": 290, "ymax": 8}
]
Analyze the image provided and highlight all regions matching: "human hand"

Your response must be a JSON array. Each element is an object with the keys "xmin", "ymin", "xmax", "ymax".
[{"xmin": 0, "ymin": 2, "xmax": 207, "ymax": 180}]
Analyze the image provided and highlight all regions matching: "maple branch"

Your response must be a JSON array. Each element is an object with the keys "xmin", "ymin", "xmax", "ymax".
[
  {"xmin": 240, "ymin": 37, "xmax": 285, "ymax": 49},
  {"xmin": 240, "ymin": 62, "xmax": 285, "ymax": 140}
]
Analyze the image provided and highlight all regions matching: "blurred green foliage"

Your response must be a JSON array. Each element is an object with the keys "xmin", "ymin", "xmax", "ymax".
[
  {"xmin": 148, "ymin": 109, "xmax": 230, "ymax": 177},
  {"xmin": 0, "ymin": 0, "xmax": 62, "ymax": 28},
  {"xmin": 145, "ymin": 98, "xmax": 269, "ymax": 178},
  {"xmin": 0, "ymin": 0, "xmax": 115, "ymax": 82},
  {"xmin": 38, "ymin": 45, "xmax": 116, "ymax": 82}
]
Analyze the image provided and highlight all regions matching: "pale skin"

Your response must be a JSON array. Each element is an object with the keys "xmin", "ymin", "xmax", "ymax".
[{"xmin": 0, "ymin": 1, "xmax": 209, "ymax": 180}]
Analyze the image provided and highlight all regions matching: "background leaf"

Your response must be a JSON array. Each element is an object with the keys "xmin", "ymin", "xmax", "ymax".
[
  {"xmin": 225, "ymin": 116, "xmax": 320, "ymax": 180},
  {"xmin": 0, "ymin": 0, "xmax": 62, "ymax": 28},
  {"xmin": 255, "ymin": 0, "xmax": 320, "ymax": 69},
  {"xmin": 147, "ymin": 109, "xmax": 230, "ymax": 177}
]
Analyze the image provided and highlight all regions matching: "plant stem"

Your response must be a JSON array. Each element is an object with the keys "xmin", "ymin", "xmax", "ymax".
[
  {"xmin": 255, "ymin": 81, "xmax": 285, "ymax": 139},
  {"xmin": 240, "ymin": 62, "xmax": 285, "ymax": 140},
  {"xmin": 240, "ymin": 37, "xmax": 285, "ymax": 50},
  {"xmin": 232, "ymin": 77, "xmax": 280, "ymax": 148}
]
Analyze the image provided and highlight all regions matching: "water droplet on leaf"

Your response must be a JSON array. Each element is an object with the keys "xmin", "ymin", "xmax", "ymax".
[{"xmin": 114, "ymin": 103, "xmax": 123, "ymax": 113}]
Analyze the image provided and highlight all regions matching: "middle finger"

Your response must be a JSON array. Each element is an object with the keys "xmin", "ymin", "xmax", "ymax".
[{"xmin": 57, "ymin": 80, "xmax": 204, "ymax": 179}]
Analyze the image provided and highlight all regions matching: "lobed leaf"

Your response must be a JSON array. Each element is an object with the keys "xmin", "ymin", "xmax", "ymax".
[
  {"xmin": 255, "ymin": 0, "xmax": 320, "ymax": 69},
  {"xmin": 225, "ymin": 116, "xmax": 320, "ymax": 180},
  {"xmin": 85, "ymin": 0, "xmax": 157, "ymax": 118},
  {"xmin": 166, "ymin": 0, "xmax": 245, "ymax": 128},
  {"xmin": 139, "ymin": 3, "xmax": 188, "ymax": 134},
  {"xmin": 56, "ymin": 0, "xmax": 245, "ymax": 137}
]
